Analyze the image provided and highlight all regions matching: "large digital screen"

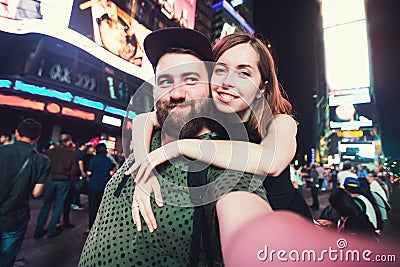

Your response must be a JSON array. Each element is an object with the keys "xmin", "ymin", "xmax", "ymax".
[
  {"xmin": 0, "ymin": 0, "xmax": 153, "ymax": 80},
  {"xmin": 328, "ymin": 87, "xmax": 371, "ymax": 107},
  {"xmin": 158, "ymin": 0, "xmax": 197, "ymax": 29},
  {"xmin": 323, "ymin": 20, "xmax": 371, "ymax": 91},
  {"xmin": 329, "ymin": 103, "xmax": 373, "ymax": 130},
  {"xmin": 338, "ymin": 141, "xmax": 375, "ymax": 163},
  {"xmin": 321, "ymin": 0, "xmax": 372, "ymax": 122}
]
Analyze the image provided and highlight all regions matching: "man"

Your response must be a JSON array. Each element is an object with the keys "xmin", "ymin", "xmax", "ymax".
[
  {"xmin": 0, "ymin": 118, "xmax": 50, "ymax": 267},
  {"xmin": 337, "ymin": 161, "xmax": 358, "ymax": 188},
  {"xmin": 79, "ymin": 28, "xmax": 268, "ymax": 266},
  {"xmin": 71, "ymin": 142, "xmax": 87, "ymax": 210},
  {"xmin": 34, "ymin": 133, "xmax": 78, "ymax": 238}
]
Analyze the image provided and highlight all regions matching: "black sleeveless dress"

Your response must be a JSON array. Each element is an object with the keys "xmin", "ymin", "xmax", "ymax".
[{"xmin": 263, "ymin": 166, "xmax": 313, "ymax": 221}]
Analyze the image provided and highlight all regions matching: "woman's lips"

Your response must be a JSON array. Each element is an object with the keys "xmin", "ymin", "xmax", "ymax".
[{"xmin": 217, "ymin": 92, "xmax": 239, "ymax": 103}]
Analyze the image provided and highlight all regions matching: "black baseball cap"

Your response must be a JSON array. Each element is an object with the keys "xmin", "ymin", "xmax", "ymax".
[{"xmin": 144, "ymin": 27, "xmax": 213, "ymax": 69}]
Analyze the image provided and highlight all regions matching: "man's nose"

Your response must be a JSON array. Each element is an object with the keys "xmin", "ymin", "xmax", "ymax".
[{"xmin": 169, "ymin": 85, "xmax": 187, "ymax": 100}]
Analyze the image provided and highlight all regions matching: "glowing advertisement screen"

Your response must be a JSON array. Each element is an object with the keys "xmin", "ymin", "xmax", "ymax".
[
  {"xmin": 0, "ymin": 0, "xmax": 153, "ymax": 80},
  {"xmin": 338, "ymin": 141, "xmax": 375, "ymax": 163},
  {"xmin": 329, "ymin": 103, "xmax": 373, "ymax": 130},
  {"xmin": 158, "ymin": 0, "xmax": 197, "ymax": 29},
  {"xmin": 324, "ymin": 20, "xmax": 371, "ymax": 92}
]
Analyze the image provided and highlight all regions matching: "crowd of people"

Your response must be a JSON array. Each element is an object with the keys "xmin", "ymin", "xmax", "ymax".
[
  {"xmin": 292, "ymin": 161, "xmax": 392, "ymax": 239},
  {"xmin": 0, "ymin": 121, "xmax": 125, "ymax": 266},
  {"xmin": 1, "ymin": 26, "xmax": 398, "ymax": 266}
]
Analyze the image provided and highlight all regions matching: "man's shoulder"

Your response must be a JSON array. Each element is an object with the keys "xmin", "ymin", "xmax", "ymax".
[{"xmin": 36, "ymin": 151, "xmax": 50, "ymax": 162}]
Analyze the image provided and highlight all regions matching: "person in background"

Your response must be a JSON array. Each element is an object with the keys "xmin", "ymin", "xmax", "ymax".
[
  {"xmin": 308, "ymin": 164, "xmax": 320, "ymax": 211},
  {"xmin": 316, "ymin": 163, "xmax": 326, "ymax": 191},
  {"xmin": 0, "ymin": 133, "xmax": 12, "ymax": 145},
  {"xmin": 84, "ymin": 143, "xmax": 115, "ymax": 235},
  {"xmin": 290, "ymin": 163, "xmax": 303, "ymax": 195},
  {"xmin": 357, "ymin": 164, "xmax": 368, "ymax": 178},
  {"xmin": 34, "ymin": 134, "xmax": 78, "ymax": 238},
  {"xmin": 337, "ymin": 161, "xmax": 357, "ymax": 188},
  {"xmin": 330, "ymin": 164, "xmax": 339, "ymax": 190},
  {"xmin": 60, "ymin": 139, "xmax": 82, "ymax": 227},
  {"xmin": 344, "ymin": 177, "xmax": 383, "ymax": 235},
  {"xmin": 106, "ymin": 146, "xmax": 118, "ymax": 170},
  {"xmin": 299, "ymin": 164, "xmax": 311, "ymax": 189},
  {"xmin": 0, "ymin": 118, "xmax": 50, "ymax": 267},
  {"xmin": 83, "ymin": 144, "xmax": 95, "ymax": 175},
  {"xmin": 71, "ymin": 142, "xmax": 87, "ymax": 210}
]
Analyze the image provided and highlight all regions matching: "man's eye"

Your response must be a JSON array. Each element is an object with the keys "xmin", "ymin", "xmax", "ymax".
[
  {"xmin": 158, "ymin": 79, "xmax": 172, "ymax": 87},
  {"xmin": 184, "ymin": 77, "xmax": 199, "ymax": 85}
]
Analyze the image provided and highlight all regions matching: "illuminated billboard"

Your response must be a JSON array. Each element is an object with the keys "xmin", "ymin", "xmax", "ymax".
[
  {"xmin": 338, "ymin": 141, "xmax": 375, "ymax": 163},
  {"xmin": 328, "ymin": 87, "xmax": 371, "ymax": 107},
  {"xmin": 322, "ymin": 0, "xmax": 371, "ymax": 105},
  {"xmin": 323, "ymin": 20, "xmax": 371, "ymax": 91},
  {"xmin": 0, "ymin": 0, "xmax": 153, "ymax": 80},
  {"xmin": 158, "ymin": 0, "xmax": 197, "ymax": 29},
  {"xmin": 329, "ymin": 103, "xmax": 373, "ymax": 130}
]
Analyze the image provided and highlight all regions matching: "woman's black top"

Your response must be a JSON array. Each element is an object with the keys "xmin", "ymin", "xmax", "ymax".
[
  {"xmin": 263, "ymin": 166, "xmax": 313, "ymax": 221},
  {"xmin": 209, "ymin": 119, "xmax": 314, "ymax": 221}
]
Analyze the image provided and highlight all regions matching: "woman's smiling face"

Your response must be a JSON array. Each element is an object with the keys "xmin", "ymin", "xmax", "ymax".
[{"xmin": 211, "ymin": 43, "xmax": 263, "ymax": 121}]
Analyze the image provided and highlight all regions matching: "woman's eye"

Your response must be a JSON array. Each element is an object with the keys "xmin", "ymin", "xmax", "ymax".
[
  {"xmin": 238, "ymin": 70, "xmax": 251, "ymax": 78},
  {"xmin": 214, "ymin": 67, "xmax": 227, "ymax": 75}
]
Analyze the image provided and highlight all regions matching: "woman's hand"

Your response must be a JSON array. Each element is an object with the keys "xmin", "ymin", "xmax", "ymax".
[
  {"xmin": 131, "ymin": 174, "xmax": 164, "ymax": 232},
  {"xmin": 125, "ymin": 141, "xmax": 180, "ymax": 183}
]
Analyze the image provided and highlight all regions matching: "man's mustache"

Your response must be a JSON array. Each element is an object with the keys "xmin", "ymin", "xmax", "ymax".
[{"xmin": 159, "ymin": 100, "xmax": 194, "ymax": 110}]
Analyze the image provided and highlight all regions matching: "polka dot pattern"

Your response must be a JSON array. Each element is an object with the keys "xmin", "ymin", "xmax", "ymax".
[{"xmin": 79, "ymin": 131, "xmax": 268, "ymax": 266}]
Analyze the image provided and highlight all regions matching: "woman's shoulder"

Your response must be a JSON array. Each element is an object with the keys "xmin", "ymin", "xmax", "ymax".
[
  {"xmin": 272, "ymin": 114, "xmax": 297, "ymax": 133},
  {"xmin": 274, "ymin": 114, "xmax": 295, "ymax": 123}
]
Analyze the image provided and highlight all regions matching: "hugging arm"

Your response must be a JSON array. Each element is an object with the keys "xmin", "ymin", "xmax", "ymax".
[
  {"xmin": 130, "ymin": 114, "xmax": 297, "ymax": 181},
  {"xmin": 131, "ymin": 111, "xmax": 159, "ymax": 163}
]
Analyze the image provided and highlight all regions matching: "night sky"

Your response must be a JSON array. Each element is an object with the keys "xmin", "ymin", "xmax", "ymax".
[{"xmin": 253, "ymin": 0, "xmax": 400, "ymax": 160}]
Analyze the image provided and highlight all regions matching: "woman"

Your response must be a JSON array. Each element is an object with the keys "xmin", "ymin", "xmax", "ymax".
[{"xmin": 128, "ymin": 32, "xmax": 312, "ymax": 230}]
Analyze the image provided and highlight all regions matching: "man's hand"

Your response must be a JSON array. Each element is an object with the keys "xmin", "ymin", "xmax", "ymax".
[{"xmin": 132, "ymin": 175, "xmax": 164, "ymax": 232}]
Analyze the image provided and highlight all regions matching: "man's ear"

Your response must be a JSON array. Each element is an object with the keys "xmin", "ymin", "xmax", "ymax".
[{"xmin": 14, "ymin": 129, "xmax": 20, "ymax": 139}]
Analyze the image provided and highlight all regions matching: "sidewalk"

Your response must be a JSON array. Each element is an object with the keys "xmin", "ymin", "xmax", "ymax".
[
  {"xmin": 14, "ymin": 195, "xmax": 89, "ymax": 267},
  {"xmin": 14, "ymin": 184, "xmax": 400, "ymax": 266}
]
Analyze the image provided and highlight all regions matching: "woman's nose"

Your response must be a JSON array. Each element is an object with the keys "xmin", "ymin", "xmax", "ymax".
[{"xmin": 221, "ymin": 69, "xmax": 236, "ymax": 88}]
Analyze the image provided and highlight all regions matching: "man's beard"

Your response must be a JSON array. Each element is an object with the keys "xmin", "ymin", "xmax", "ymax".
[{"xmin": 156, "ymin": 98, "xmax": 209, "ymax": 139}]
